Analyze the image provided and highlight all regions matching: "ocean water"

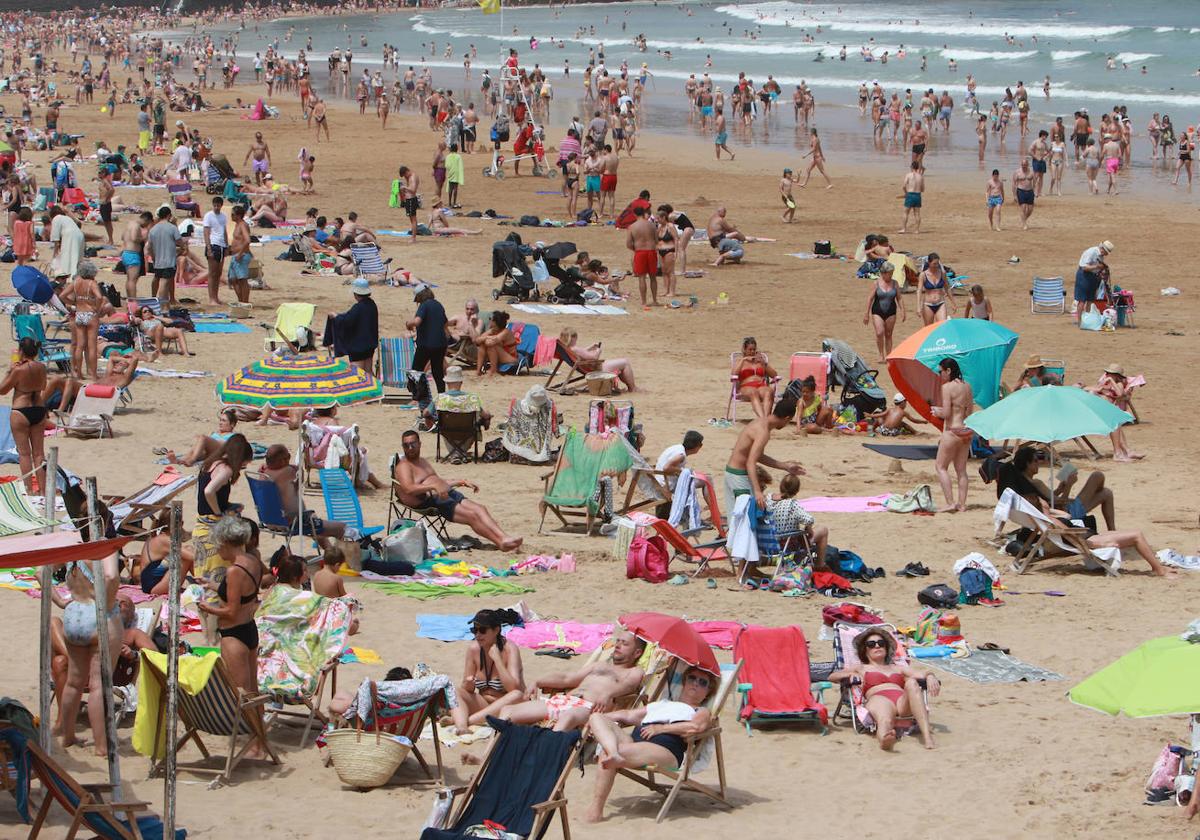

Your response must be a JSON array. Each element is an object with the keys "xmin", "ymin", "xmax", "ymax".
[{"xmin": 188, "ymin": 1, "xmax": 1200, "ymax": 179}]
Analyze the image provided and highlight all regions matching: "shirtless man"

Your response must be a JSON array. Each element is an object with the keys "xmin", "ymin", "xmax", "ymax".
[
  {"xmin": 725, "ymin": 397, "xmax": 805, "ymax": 515},
  {"xmin": 1029, "ymin": 130, "xmax": 1049, "ymax": 196},
  {"xmin": 985, "ymin": 168, "xmax": 1005, "ymax": 231},
  {"xmin": 311, "ymin": 97, "xmax": 330, "ymax": 142},
  {"xmin": 713, "ymin": 107, "xmax": 733, "ymax": 160},
  {"xmin": 498, "ymin": 628, "xmax": 646, "ymax": 732},
  {"xmin": 97, "ymin": 168, "xmax": 115, "ymax": 244},
  {"xmin": 898, "ymin": 161, "xmax": 924, "ymax": 235},
  {"xmin": 227, "ymin": 204, "xmax": 252, "ymax": 304},
  {"xmin": 705, "ymin": 206, "xmax": 747, "ymax": 248},
  {"xmin": 1011, "ymin": 158, "xmax": 1036, "ymax": 230},
  {"xmin": 243, "ymin": 131, "xmax": 271, "ymax": 186},
  {"xmin": 599, "ymin": 144, "xmax": 619, "ymax": 217},
  {"xmin": 910, "ymin": 121, "xmax": 928, "ymax": 171},
  {"xmin": 932, "ymin": 358, "xmax": 974, "ymax": 513},
  {"xmin": 261, "ymin": 444, "xmax": 348, "ymax": 548},
  {"xmin": 626, "ymin": 205, "xmax": 658, "ymax": 306},
  {"xmin": 340, "ymin": 211, "xmax": 378, "ymax": 245},
  {"xmin": 392, "ymin": 430, "xmax": 522, "ymax": 551},
  {"xmin": 119, "ymin": 212, "xmax": 152, "ymax": 300}
]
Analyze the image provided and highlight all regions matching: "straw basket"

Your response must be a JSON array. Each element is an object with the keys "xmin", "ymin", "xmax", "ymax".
[
  {"xmin": 586, "ymin": 371, "xmax": 616, "ymax": 396},
  {"xmin": 229, "ymin": 301, "xmax": 253, "ymax": 319},
  {"xmin": 325, "ymin": 683, "xmax": 410, "ymax": 790}
]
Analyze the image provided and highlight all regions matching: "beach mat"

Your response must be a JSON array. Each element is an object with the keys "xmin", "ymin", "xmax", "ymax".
[
  {"xmin": 416, "ymin": 613, "xmax": 475, "ymax": 642},
  {"xmin": 863, "ymin": 443, "xmax": 939, "ymax": 460},
  {"xmin": 924, "ymin": 650, "xmax": 1064, "ymax": 684},
  {"xmin": 512, "ymin": 303, "xmax": 627, "ymax": 316},
  {"xmin": 194, "ymin": 322, "xmax": 253, "ymax": 334}
]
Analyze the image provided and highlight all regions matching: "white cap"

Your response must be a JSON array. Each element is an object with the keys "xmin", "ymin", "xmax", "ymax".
[
  {"xmin": 893, "ymin": 392, "xmax": 906, "ymax": 404},
  {"xmin": 350, "ymin": 278, "xmax": 371, "ymax": 296},
  {"xmin": 412, "ymin": 282, "xmax": 429, "ymax": 299}
]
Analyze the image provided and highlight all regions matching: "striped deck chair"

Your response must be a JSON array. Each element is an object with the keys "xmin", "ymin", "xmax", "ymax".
[
  {"xmin": 0, "ymin": 481, "xmax": 61, "ymax": 537},
  {"xmin": 375, "ymin": 336, "xmax": 419, "ymax": 404},
  {"xmin": 350, "ymin": 242, "xmax": 392, "ymax": 281},
  {"xmin": 143, "ymin": 652, "xmax": 281, "ymax": 788},
  {"xmin": 25, "ymin": 736, "xmax": 186, "ymax": 840},
  {"xmin": 1030, "ymin": 276, "xmax": 1067, "ymax": 314},
  {"xmin": 256, "ymin": 586, "xmax": 353, "ymax": 746},
  {"xmin": 831, "ymin": 621, "xmax": 931, "ymax": 738},
  {"xmin": 104, "ymin": 473, "xmax": 197, "ymax": 537}
]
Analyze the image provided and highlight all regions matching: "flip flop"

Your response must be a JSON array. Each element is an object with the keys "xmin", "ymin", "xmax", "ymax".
[
  {"xmin": 667, "ymin": 574, "xmax": 689, "ymax": 586},
  {"xmin": 979, "ymin": 643, "xmax": 1011, "ymax": 654},
  {"xmin": 534, "ymin": 647, "xmax": 575, "ymax": 659}
]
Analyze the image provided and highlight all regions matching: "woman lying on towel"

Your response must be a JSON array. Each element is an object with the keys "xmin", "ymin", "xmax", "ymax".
[
  {"xmin": 829, "ymin": 628, "xmax": 940, "ymax": 751},
  {"xmin": 585, "ymin": 666, "xmax": 716, "ymax": 823},
  {"xmin": 733, "ymin": 336, "xmax": 776, "ymax": 418}
]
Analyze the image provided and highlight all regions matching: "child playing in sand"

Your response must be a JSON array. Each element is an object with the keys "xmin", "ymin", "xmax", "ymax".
[
  {"xmin": 780, "ymin": 167, "xmax": 799, "ymax": 223},
  {"xmin": 868, "ymin": 393, "xmax": 929, "ymax": 436},
  {"xmin": 300, "ymin": 154, "xmax": 315, "ymax": 194},
  {"xmin": 965, "ymin": 284, "xmax": 993, "ymax": 320}
]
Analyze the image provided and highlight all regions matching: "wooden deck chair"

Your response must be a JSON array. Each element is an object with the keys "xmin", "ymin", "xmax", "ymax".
[
  {"xmin": 993, "ymin": 487, "xmax": 1120, "ymax": 576},
  {"xmin": 1030, "ymin": 276, "xmax": 1067, "ymax": 314},
  {"xmin": 55, "ymin": 384, "xmax": 120, "ymax": 439},
  {"xmin": 387, "ymin": 453, "xmax": 452, "ymax": 542},
  {"xmin": 734, "ymin": 625, "xmax": 828, "ymax": 734},
  {"xmin": 727, "ymin": 351, "xmax": 778, "ymax": 422},
  {"xmin": 0, "ymin": 481, "xmax": 62, "ymax": 537},
  {"xmin": 831, "ymin": 621, "xmax": 930, "ymax": 737},
  {"xmin": 375, "ymin": 336, "xmax": 418, "ymax": 404},
  {"xmin": 102, "ymin": 473, "xmax": 197, "ymax": 537},
  {"xmin": 616, "ymin": 660, "xmax": 743, "ymax": 823},
  {"xmin": 25, "ymin": 736, "xmax": 186, "ymax": 839},
  {"xmin": 255, "ymin": 586, "xmax": 353, "ymax": 746},
  {"xmin": 537, "ymin": 428, "xmax": 635, "ymax": 535},
  {"xmin": 328, "ymin": 679, "xmax": 447, "ymax": 784},
  {"xmin": 544, "ymin": 339, "xmax": 597, "ymax": 394},
  {"xmin": 647, "ymin": 517, "xmax": 729, "ymax": 577},
  {"xmin": 435, "ymin": 409, "xmax": 480, "ymax": 464},
  {"xmin": 143, "ymin": 651, "xmax": 281, "ymax": 788},
  {"xmin": 319, "ymin": 468, "xmax": 384, "ymax": 537},
  {"xmin": 420, "ymin": 718, "xmax": 581, "ymax": 840},
  {"xmin": 262, "ymin": 301, "xmax": 316, "ymax": 352}
]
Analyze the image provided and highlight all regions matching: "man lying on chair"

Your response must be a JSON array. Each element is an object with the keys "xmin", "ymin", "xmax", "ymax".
[
  {"xmin": 498, "ymin": 629, "xmax": 645, "ymax": 732},
  {"xmin": 392, "ymin": 430, "xmax": 523, "ymax": 551},
  {"xmin": 261, "ymin": 444, "xmax": 353, "ymax": 549}
]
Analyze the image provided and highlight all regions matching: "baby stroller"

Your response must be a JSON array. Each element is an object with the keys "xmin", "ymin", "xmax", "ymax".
[
  {"xmin": 539, "ymin": 241, "xmax": 586, "ymax": 304},
  {"xmin": 491, "ymin": 232, "xmax": 538, "ymax": 301},
  {"xmin": 822, "ymin": 337, "xmax": 886, "ymax": 418}
]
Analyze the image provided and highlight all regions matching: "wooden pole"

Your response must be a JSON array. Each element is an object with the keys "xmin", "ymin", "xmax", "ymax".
[
  {"xmin": 36, "ymin": 446, "xmax": 59, "ymax": 752},
  {"xmin": 86, "ymin": 477, "xmax": 122, "ymax": 799},
  {"xmin": 163, "ymin": 500, "xmax": 183, "ymax": 837}
]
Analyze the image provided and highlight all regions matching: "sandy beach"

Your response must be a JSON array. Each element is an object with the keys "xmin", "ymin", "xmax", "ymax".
[{"xmin": 2, "ymin": 39, "xmax": 1199, "ymax": 840}]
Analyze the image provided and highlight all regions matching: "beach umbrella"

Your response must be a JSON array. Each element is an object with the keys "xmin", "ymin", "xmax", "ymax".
[
  {"xmin": 216, "ymin": 353, "xmax": 383, "ymax": 409},
  {"xmin": 619, "ymin": 612, "xmax": 719, "ymax": 676},
  {"xmin": 11, "ymin": 265, "xmax": 54, "ymax": 304},
  {"xmin": 887, "ymin": 319, "xmax": 1019, "ymax": 428},
  {"xmin": 1069, "ymin": 636, "xmax": 1200, "ymax": 718}
]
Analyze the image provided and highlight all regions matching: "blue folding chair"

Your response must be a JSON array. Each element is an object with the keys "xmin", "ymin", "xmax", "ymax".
[
  {"xmin": 1030, "ymin": 276, "xmax": 1066, "ymax": 315},
  {"xmin": 245, "ymin": 472, "xmax": 319, "ymax": 552},
  {"xmin": 350, "ymin": 243, "xmax": 392, "ymax": 280},
  {"xmin": 319, "ymin": 468, "xmax": 383, "ymax": 537},
  {"xmin": 499, "ymin": 322, "xmax": 540, "ymax": 375},
  {"xmin": 12, "ymin": 314, "xmax": 71, "ymax": 371}
]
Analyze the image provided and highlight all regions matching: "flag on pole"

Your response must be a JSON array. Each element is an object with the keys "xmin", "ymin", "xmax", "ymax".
[{"xmin": 478, "ymin": 0, "xmax": 500, "ymax": 13}]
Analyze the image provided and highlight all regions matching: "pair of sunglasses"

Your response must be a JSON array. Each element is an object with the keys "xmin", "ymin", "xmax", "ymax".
[
  {"xmin": 864, "ymin": 638, "xmax": 888, "ymax": 649},
  {"xmin": 685, "ymin": 673, "xmax": 711, "ymax": 688}
]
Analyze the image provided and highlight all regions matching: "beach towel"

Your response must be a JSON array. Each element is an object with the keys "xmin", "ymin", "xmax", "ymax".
[
  {"xmin": 339, "ymin": 646, "xmax": 382, "ymax": 664},
  {"xmin": 362, "ymin": 579, "xmax": 533, "ymax": 600},
  {"xmin": 863, "ymin": 443, "xmax": 940, "ymax": 460},
  {"xmin": 132, "ymin": 368, "xmax": 210, "ymax": 379},
  {"xmin": 688, "ymin": 620, "xmax": 743, "ymax": 650},
  {"xmin": 533, "ymin": 333, "xmax": 557, "ymax": 367},
  {"xmin": 667, "ymin": 468, "xmax": 702, "ymax": 531},
  {"xmin": 544, "ymin": 430, "xmax": 635, "ymax": 514},
  {"xmin": 416, "ymin": 613, "xmax": 477, "ymax": 642},
  {"xmin": 511, "ymin": 302, "xmax": 627, "ymax": 316},
  {"xmin": 797, "ymin": 494, "xmax": 890, "ymax": 514},
  {"xmin": 132, "ymin": 650, "xmax": 221, "ymax": 759},
  {"xmin": 343, "ymin": 674, "xmax": 459, "ymax": 724},
  {"xmin": 923, "ymin": 649, "xmax": 1064, "ymax": 684},
  {"xmin": 193, "ymin": 322, "xmax": 253, "ymax": 334},
  {"xmin": 255, "ymin": 586, "xmax": 352, "ymax": 702},
  {"xmin": 505, "ymin": 621, "xmax": 612, "ymax": 654}
]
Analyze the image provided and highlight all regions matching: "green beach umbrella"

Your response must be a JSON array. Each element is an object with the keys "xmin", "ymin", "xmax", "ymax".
[
  {"xmin": 216, "ymin": 353, "xmax": 382, "ymax": 409},
  {"xmin": 965, "ymin": 385, "xmax": 1133, "ymax": 443},
  {"xmin": 1069, "ymin": 636, "xmax": 1200, "ymax": 718}
]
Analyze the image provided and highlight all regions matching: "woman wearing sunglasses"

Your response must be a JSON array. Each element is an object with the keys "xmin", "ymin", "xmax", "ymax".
[
  {"xmin": 454, "ymin": 608, "xmax": 525, "ymax": 732},
  {"xmin": 830, "ymin": 629, "xmax": 940, "ymax": 751},
  {"xmin": 585, "ymin": 665, "xmax": 716, "ymax": 823}
]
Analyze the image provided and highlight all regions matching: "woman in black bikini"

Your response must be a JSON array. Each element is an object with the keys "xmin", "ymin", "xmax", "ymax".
[
  {"xmin": 917, "ymin": 252, "xmax": 956, "ymax": 325},
  {"xmin": 453, "ymin": 608, "xmax": 525, "ymax": 731},
  {"xmin": 197, "ymin": 514, "xmax": 269, "ymax": 757},
  {"xmin": 564, "ymin": 152, "xmax": 580, "ymax": 218},
  {"xmin": 655, "ymin": 207, "xmax": 680, "ymax": 297},
  {"xmin": 1, "ymin": 337, "xmax": 48, "ymax": 494},
  {"xmin": 663, "ymin": 205, "xmax": 694, "ymax": 276},
  {"xmin": 863, "ymin": 264, "xmax": 905, "ymax": 363}
]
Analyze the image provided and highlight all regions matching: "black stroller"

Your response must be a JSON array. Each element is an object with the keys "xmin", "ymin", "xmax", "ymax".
[
  {"xmin": 539, "ymin": 241, "xmax": 586, "ymax": 304},
  {"xmin": 822, "ymin": 337, "xmax": 886, "ymax": 418},
  {"xmin": 491, "ymin": 232, "xmax": 537, "ymax": 300}
]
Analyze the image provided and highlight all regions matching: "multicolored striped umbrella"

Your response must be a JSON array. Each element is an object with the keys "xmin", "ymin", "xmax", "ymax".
[{"xmin": 216, "ymin": 354, "xmax": 383, "ymax": 409}]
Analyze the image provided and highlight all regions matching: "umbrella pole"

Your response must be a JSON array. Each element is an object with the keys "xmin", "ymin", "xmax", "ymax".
[
  {"xmin": 295, "ymin": 425, "xmax": 303, "ymax": 554},
  {"xmin": 86, "ymin": 477, "xmax": 122, "ymax": 800},
  {"xmin": 1049, "ymin": 444, "xmax": 1056, "ymax": 509},
  {"xmin": 163, "ymin": 501, "xmax": 183, "ymax": 838},
  {"xmin": 37, "ymin": 446, "xmax": 59, "ymax": 753}
]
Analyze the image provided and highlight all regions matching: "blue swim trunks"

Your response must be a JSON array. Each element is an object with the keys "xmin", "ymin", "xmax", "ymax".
[
  {"xmin": 701, "ymin": 105, "xmax": 713, "ymax": 117},
  {"xmin": 120, "ymin": 250, "xmax": 143, "ymax": 268},
  {"xmin": 585, "ymin": 174, "xmax": 601, "ymax": 194},
  {"xmin": 987, "ymin": 195, "xmax": 1003, "ymax": 208},
  {"xmin": 227, "ymin": 252, "xmax": 252, "ymax": 280},
  {"xmin": 715, "ymin": 132, "xmax": 728, "ymax": 145}
]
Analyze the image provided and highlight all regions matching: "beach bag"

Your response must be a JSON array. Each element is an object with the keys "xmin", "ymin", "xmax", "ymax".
[
  {"xmin": 883, "ymin": 484, "xmax": 935, "ymax": 513},
  {"xmin": 957, "ymin": 567, "xmax": 993, "ymax": 605},
  {"xmin": 518, "ymin": 214, "xmax": 541, "ymax": 227},
  {"xmin": 530, "ymin": 257, "xmax": 549, "ymax": 284},
  {"xmin": 1079, "ymin": 305, "xmax": 1104, "ymax": 331},
  {"xmin": 828, "ymin": 548, "xmax": 867, "ymax": 580},
  {"xmin": 769, "ymin": 559, "xmax": 812, "ymax": 592},
  {"xmin": 576, "ymin": 208, "xmax": 595, "ymax": 224},
  {"xmin": 626, "ymin": 533, "xmax": 669, "ymax": 583},
  {"xmin": 1146, "ymin": 744, "xmax": 1183, "ymax": 793},
  {"xmin": 917, "ymin": 583, "xmax": 958, "ymax": 610},
  {"xmin": 385, "ymin": 522, "xmax": 427, "ymax": 566},
  {"xmin": 98, "ymin": 282, "xmax": 121, "ymax": 309},
  {"xmin": 814, "ymin": 240, "xmax": 832, "ymax": 256}
]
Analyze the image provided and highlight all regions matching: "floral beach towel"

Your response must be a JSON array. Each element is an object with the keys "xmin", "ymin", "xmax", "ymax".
[{"xmin": 256, "ymin": 586, "xmax": 352, "ymax": 701}]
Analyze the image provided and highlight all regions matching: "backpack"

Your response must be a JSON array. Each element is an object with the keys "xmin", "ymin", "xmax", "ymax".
[
  {"xmin": 98, "ymin": 282, "xmax": 121, "ymax": 309},
  {"xmin": 575, "ymin": 208, "xmax": 595, "ymax": 224},
  {"xmin": 957, "ymin": 568, "xmax": 993, "ymax": 604},
  {"xmin": 917, "ymin": 583, "xmax": 958, "ymax": 610},
  {"xmin": 518, "ymin": 214, "xmax": 541, "ymax": 227},
  {"xmin": 625, "ymin": 533, "xmax": 669, "ymax": 583}
]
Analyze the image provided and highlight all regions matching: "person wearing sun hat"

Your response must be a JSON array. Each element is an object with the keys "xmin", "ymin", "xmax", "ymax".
[
  {"xmin": 326, "ymin": 277, "xmax": 378, "ymax": 373},
  {"xmin": 1096, "ymin": 362, "xmax": 1143, "ymax": 462},
  {"xmin": 1015, "ymin": 354, "xmax": 1062, "ymax": 389},
  {"xmin": 1075, "ymin": 240, "xmax": 1113, "ymax": 323}
]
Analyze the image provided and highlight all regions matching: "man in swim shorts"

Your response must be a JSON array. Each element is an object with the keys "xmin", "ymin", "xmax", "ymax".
[
  {"xmin": 626, "ymin": 205, "xmax": 659, "ymax": 306},
  {"xmin": 726, "ymin": 396, "xmax": 805, "ymax": 514},
  {"xmin": 985, "ymin": 168, "xmax": 1005, "ymax": 231},
  {"xmin": 392, "ymin": 430, "xmax": 523, "ymax": 551},
  {"xmin": 261, "ymin": 445, "xmax": 348, "ymax": 550},
  {"xmin": 499, "ymin": 628, "xmax": 647, "ymax": 732},
  {"xmin": 243, "ymin": 131, "xmax": 272, "ymax": 186},
  {"xmin": 899, "ymin": 161, "xmax": 924, "ymax": 235},
  {"xmin": 1011, "ymin": 159, "xmax": 1036, "ymax": 230},
  {"xmin": 119, "ymin": 211, "xmax": 152, "ymax": 300},
  {"xmin": 599, "ymin": 144, "xmax": 618, "ymax": 216},
  {"xmin": 1029, "ymin": 130, "xmax": 1050, "ymax": 195}
]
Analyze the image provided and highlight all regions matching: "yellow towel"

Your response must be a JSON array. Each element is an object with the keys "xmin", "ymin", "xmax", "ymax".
[
  {"xmin": 348, "ymin": 646, "xmax": 382, "ymax": 665},
  {"xmin": 132, "ymin": 650, "xmax": 221, "ymax": 760}
]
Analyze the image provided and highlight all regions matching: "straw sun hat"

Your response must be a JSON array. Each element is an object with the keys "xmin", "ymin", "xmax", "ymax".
[{"xmin": 1023, "ymin": 354, "xmax": 1045, "ymax": 370}]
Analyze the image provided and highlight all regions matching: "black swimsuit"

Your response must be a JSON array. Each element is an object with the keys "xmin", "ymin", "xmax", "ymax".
[{"xmin": 216, "ymin": 562, "xmax": 263, "ymax": 651}]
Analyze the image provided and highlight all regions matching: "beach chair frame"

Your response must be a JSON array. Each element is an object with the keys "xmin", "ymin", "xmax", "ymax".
[
  {"xmin": 544, "ymin": 339, "xmax": 596, "ymax": 394},
  {"xmin": 327, "ymin": 680, "xmax": 447, "ymax": 784},
  {"xmin": 435, "ymin": 409, "xmax": 480, "ymax": 464},
  {"xmin": 319, "ymin": 467, "xmax": 384, "ymax": 537},
  {"xmin": 144, "ymin": 653, "xmax": 280, "ymax": 788},
  {"xmin": 102, "ymin": 474, "xmax": 198, "ymax": 538},
  {"xmin": 734, "ymin": 626, "xmax": 828, "ymax": 735},
  {"xmin": 1030, "ymin": 276, "xmax": 1067, "ymax": 315},
  {"xmin": 260, "ymin": 642, "xmax": 341, "ymax": 748},
  {"xmin": 616, "ymin": 660, "xmax": 743, "ymax": 823},
  {"xmin": 55, "ymin": 390, "xmax": 119, "ymax": 439},
  {"xmin": 387, "ymin": 453, "xmax": 452, "ymax": 542},
  {"xmin": 374, "ymin": 336, "xmax": 421, "ymax": 405},
  {"xmin": 994, "ymin": 488, "xmax": 1119, "ymax": 576},
  {"xmin": 727, "ymin": 351, "xmax": 778, "ymax": 422},
  {"xmin": 349, "ymin": 242, "xmax": 392, "ymax": 281}
]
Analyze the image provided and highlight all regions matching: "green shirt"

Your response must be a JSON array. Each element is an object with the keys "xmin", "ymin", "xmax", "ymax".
[{"xmin": 445, "ymin": 152, "xmax": 464, "ymax": 185}]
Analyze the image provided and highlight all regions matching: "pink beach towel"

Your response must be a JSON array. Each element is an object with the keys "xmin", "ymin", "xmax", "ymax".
[
  {"xmin": 533, "ymin": 334, "xmax": 557, "ymax": 367},
  {"xmin": 798, "ymin": 494, "xmax": 891, "ymax": 513},
  {"xmin": 505, "ymin": 620, "xmax": 613, "ymax": 654}
]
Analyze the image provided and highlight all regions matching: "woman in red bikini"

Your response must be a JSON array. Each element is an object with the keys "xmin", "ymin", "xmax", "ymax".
[
  {"xmin": 830, "ymin": 628, "xmax": 940, "ymax": 751},
  {"xmin": 732, "ymin": 337, "xmax": 777, "ymax": 419}
]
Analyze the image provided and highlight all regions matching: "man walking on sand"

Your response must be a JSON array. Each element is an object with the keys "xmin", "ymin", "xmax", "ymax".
[
  {"xmin": 1011, "ymin": 159, "xmax": 1036, "ymax": 230},
  {"xmin": 202, "ymin": 196, "xmax": 228, "ymax": 306},
  {"xmin": 898, "ymin": 161, "xmax": 924, "ymax": 234},
  {"xmin": 714, "ymin": 107, "xmax": 734, "ymax": 160},
  {"xmin": 985, "ymin": 168, "xmax": 1005, "ymax": 231},
  {"xmin": 243, "ymin": 131, "xmax": 271, "ymax": 186},
  {"xmin": 227, "ymin": 204, "xmax": 253, "ymax": 304},
  {"xmin": 1029, "ymin": 130, "xmax": 1050, "ymax": 196},
  {"xmin": 626, "ymin": 205, "xmax": 658, "ymax": 306}
]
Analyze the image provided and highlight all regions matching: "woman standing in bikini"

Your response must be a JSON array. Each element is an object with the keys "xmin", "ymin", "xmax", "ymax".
[
  {"xmin": 452, "ymin": 608, "xmax": 525, "ymax": 731},
  {"xmin": 917, "ymin": 253, "xmax": 955, "ymax": 325},
  {"xmin": 1, "ymin": 337, "xmax": 48, "ymax": 494},
  {"xmin": 829, "ymin": 628, "xmax": 939, "ymax": 751},
  {"xmin": 655, "ymin": 207, "xmax": 679, "ymax": 297},
  {"xmin": 799, "ymin": 127, "xmax": 832, "ymax": 189},
  {"xmin": 1173, "ymin": 128, "xmax": 1194, "ymax": 186},
  {"xmin": 732, "ymin": 337, "xmax": 777, "ymax": 419},
  {"xmin": 863, "ymin": 264, "xmax": 905, "ymax": 363},
  {"xmin": 59, "ymin": 260, "xmax": 108, "ymax": 380},
  {"xmin": 932, "ymin": 358, "xmax": 974, "ymax": 513}
]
